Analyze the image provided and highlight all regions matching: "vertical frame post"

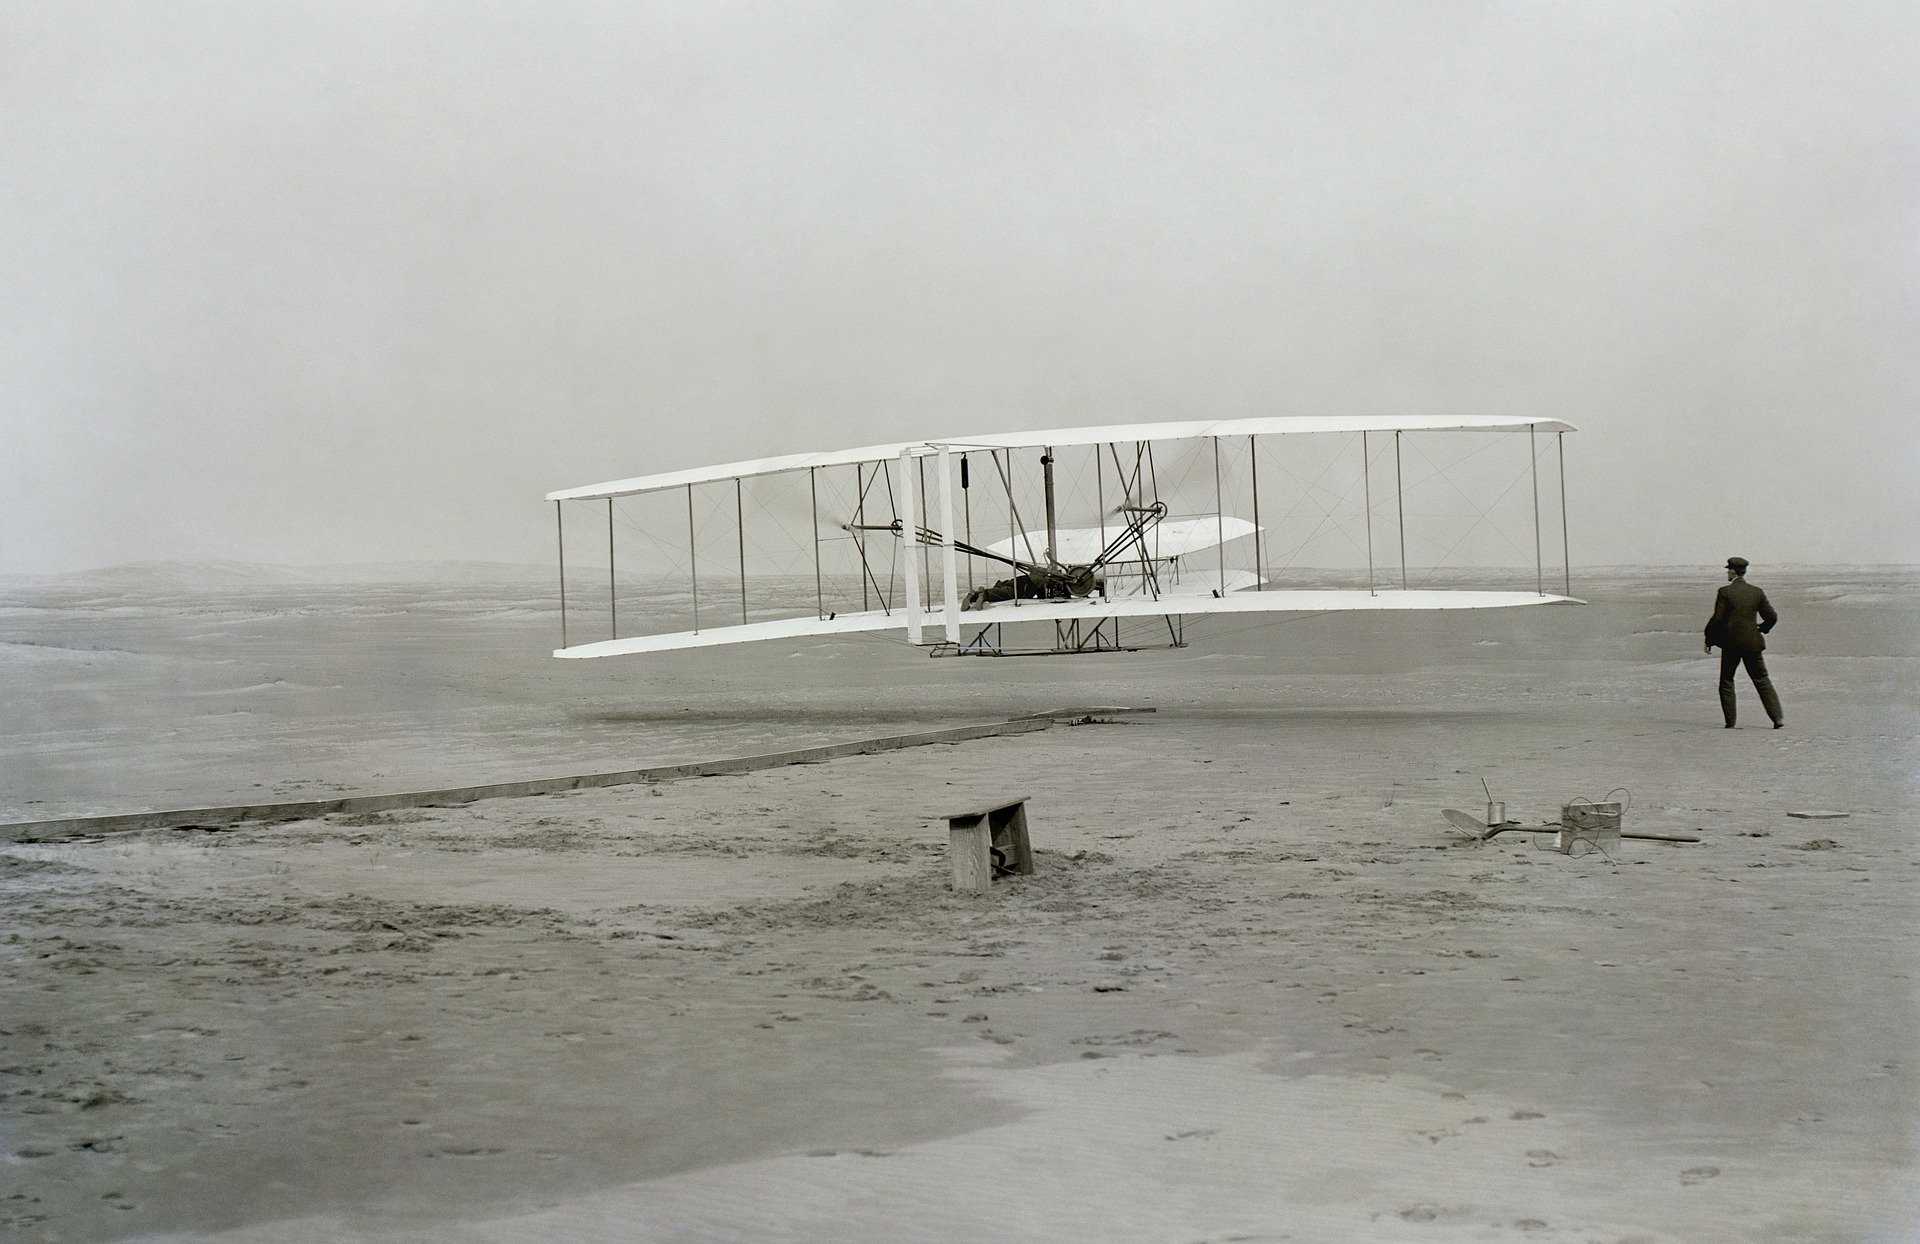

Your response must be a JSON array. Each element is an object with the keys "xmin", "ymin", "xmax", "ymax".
[
  {"xmin": 1530, "ymin": 424, "xmax": 1542, "ymax": 596},
  {"xmin": 607, "ymin": 498, "xmax": 617, "ymax": 639},
  {"xmin": 1362, "ymin": 432, "xmax": 1375, "ymax": 596},
  {"xmin": 686, "ymin": 484, "xmax": 699, "ymax": 634},
  {"xmin": 1395, "ymin": 430, "xmax": 1407, "ymax": 590},
  {"xmin": 855, "ymin": 464, "xmax": 868, "ymax": 612},
  {"xmin": 1558, "ymin": 431, "xmax": 1571, "ymax": 597},
  {"xmin": 938, "ymin": 445, "xmax": 959, "ymax": 642},
  {"xmin": 1212, "ymin": 437, "xmax": 1226, "ymax": 591},
  {"xmin": 900, "ymin": 447, "xmax": 921, "ymax": 642},
  {"xmin": 1143, "ymin": 442, "xmax": 1161, "ymax": 565},
  {"xmin": 1250, "ymin": 434, "xmax": 1263, "ymax": 591},
  {"xmin": 735, "ymin": 477, "xmax": 748, "ymax": 623},
  {"xmin": 962, "ymin": 454, "xmax": 974, "ymax": 591},
  {"xmin": 555, "ymin": 500, "xmax": 567, "ymax": 650},
  {"xmin": 1003, "ymin": 450, "xmax": 1019, "ymax": 607},
  {"xmin": 810, "ymin": 466, "xmax": 824, "ymax": 618},
  {"xmin": 1041, "ymin": 446, "xmax": 1058, "ymax": 567},
  {"xmin": 917, "ymin": 456, "xmax": 931, "ymax": 602},
  {"xmin": 1095, "ymin": 444, "xmax": 1106, "ymax": 584}
]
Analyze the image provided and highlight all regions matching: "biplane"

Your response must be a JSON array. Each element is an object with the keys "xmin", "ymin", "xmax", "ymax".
[{"xmin": 546, "ymin": 416, "xmax": 1581, "ymax": 659}]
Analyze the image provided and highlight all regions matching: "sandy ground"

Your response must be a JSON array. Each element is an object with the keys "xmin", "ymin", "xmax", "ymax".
[
  {"xmin": 3, "ymin": 568, "xmax": 1918, "ymax": 1241},
  {"xmin": 6, "ymin": 708, "xmax": 1918, "ymax": 1242}
]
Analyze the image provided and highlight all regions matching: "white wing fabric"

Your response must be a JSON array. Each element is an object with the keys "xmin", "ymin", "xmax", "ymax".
[
  {"xmin": 555, "ymin": 590, "xmax": 1582, "ymax": 658},
  {"xmin": 547, "ymin": 415, "xmax": 1575, "ymax": 502}
]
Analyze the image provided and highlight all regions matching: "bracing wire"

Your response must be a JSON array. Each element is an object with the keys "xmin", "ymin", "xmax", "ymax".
[
  {"xmin": 1415, "ymin": 460, "xmax": 1537, "ymax": 587},
  {"xmin": 1256, "ymin": 434, "xmax": 1378, "ymax": 572}
]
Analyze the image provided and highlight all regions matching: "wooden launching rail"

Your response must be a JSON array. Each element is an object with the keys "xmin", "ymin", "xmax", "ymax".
[{"xmin": 0, "ymin": 715, "xmax": 1080, "ymax": 843}]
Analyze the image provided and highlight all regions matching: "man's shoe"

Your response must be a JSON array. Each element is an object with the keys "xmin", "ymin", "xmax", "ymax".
[
  {"xmin": 1724, "ymin": 724, "xmax": 1737, "ymax": 729},
  {"xmin": 1773, "ymin": 721, "xmax": 1785, "ymax": 729}
]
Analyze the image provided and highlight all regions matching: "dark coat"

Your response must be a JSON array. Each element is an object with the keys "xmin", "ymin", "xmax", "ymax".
[{"xmin": 1705, "ymin": 578, "xmax": 1778, "ymax": 652}]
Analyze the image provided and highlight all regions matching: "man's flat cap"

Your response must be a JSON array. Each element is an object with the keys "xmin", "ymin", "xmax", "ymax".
[{"xmin": 1726, "ymin": 556, "xmax": 1750, "ymax": 571}]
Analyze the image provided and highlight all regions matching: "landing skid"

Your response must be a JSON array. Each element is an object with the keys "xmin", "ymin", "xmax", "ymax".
[{"xmin": 928, "ymin": 614, "xmax": 1186, "ymax": 658}]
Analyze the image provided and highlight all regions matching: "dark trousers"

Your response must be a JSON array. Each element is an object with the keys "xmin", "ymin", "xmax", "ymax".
[{"xmin": 1718, "ymin": 648, "xmax": 1783, "ymax": 726}]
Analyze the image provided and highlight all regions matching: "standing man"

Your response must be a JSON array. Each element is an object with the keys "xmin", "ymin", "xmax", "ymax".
[{"xmin": 1704, "ymin": 556, "xmax": 1785, "ymax": 729}]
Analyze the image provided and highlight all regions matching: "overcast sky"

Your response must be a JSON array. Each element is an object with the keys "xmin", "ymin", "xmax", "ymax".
[{"xmin": 4, "ymin": 1, "xmax": 1915, "ymax": 574}]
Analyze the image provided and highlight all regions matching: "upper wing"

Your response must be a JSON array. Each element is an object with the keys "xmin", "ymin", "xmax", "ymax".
[{"xmin": 545, "ymin": 415, "xmax": 1576, "ymax": 502}]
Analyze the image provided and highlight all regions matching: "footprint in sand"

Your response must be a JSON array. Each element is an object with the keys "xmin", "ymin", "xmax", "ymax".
[
  {"xmin": 1680, "ymin": 1165, "xmax": 1721, "ymax": 1185},
  {"xmin": 1510, "ymin": 1109, "xmax": 1545, "ymax": 1120},
  {"xmin": 69, "ymin": 1137, "xmax": 122, "ymax": 1153},
  {"xmin": 1524, "ymin": 1149, "xmax": 1561, "ymax": 1167}
]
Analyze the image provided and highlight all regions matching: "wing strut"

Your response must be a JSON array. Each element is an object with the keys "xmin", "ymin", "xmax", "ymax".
[
  {"xmin": 735, "ymin": 478, "xmax": 747, "ymax": 624},
  {"xmin": 937, "ymin": 445, "xmax": 959, "ymax": 641},
  {"xmin": 1530, "ymin": 423, "xmax": 1543, "ymax": 596},
  {"xmin": 1212, "ymin": 437, "xmax": 1226, "ymax": 592},
  {"xmin": 810, "ymin": 467, "xmax": 824, "ymax": 619},
  {"xmin": 854, "ymin": 464, "xmax": 868, "ymax": 612},
  {"xmin": 900, "ymin": 448, "xmax": 920, "ymax": 643},
  {"xmin": 1042, "ymin": 446, "xmax": 1058, "ymax": 566},
  {"xmin": 1363, "ymin": 432, "xmax": 1375, "ymax": 597},
  {"xmin": 986, "ymin": 450, "xmax": 1044, "ymax": 572},
  {"xmin": 1395, "ymin": 431, "xmax": 1408, "ymax": 589},
  {"xmin": 1105, "ymin": 442, "xmax": 1162, "ymax": 599},
  {"xmin": 1002, "ymin": 450, "xmax": 1020, "ymax": 606},
  {"xmin": 848, "ymin": 464, "xmax": 891, "ymax": 615},
  {"xmin": 962, "ymin": 454, "xmax": 974, "ymax": 591},
  {"xmin": 555, "ymin": 500, "xmax": 568, "ymax": 648},
  {"xmin": 1096, "ymin": 444, "xmax": 1106, "ymax": 574},
  {"xmin": 1250, "ymin": 434, "xmax": 1264, "ymax": 592},
  {"xmin": 1558, "ymin": 431, "xmax": 1571, "ymax": 597},
  {"xmin": 686, "ymin": 484, "xmax": 699, "ymax": 633}
]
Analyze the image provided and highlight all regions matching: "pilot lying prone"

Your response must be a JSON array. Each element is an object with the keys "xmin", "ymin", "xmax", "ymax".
[{"xmin": 961, "ymin": 567, "xmax": 1104, "ymax": 611}]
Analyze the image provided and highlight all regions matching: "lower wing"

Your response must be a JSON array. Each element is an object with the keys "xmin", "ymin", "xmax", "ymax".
[{"xmin": 555, "ymin": 590, "xmax": 1583, "ymax": 658}]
